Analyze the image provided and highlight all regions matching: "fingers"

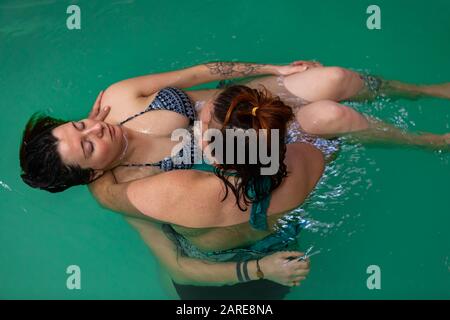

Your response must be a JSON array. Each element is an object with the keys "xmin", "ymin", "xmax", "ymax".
[
  {"xmin": 278, "ymin": 251, "xmax": 303, "ymax": 260},
  {"xmin": 287, "ymin": 275, "xmax": 307, "ymax": 287},
  {"xmin": 284, "ymin": 258, "xmax": 309, "ymax": 268},
  {"xmin": 291, "ymin": 60, "xmax": 321, "ymax": 65},
  {"xmin": 95, "ymin": 106, "xmax": 111, "ymax": 121},
  {"xmin": 94, "ymin": 90, "xmax": 104, "ymax": 107},
  {"xmin": 289, "ymin": 280, "xmax": 303, "ymax": 287},
  {"xmin": 298, "ymin": 258, "xmax": 310, "ymax": 268},
  {"xmin": 292, "ymin": 268, "xmax": 310, "ymax": 277},
  {"xmin": 291, "ymin": 60, "xmax": 323, "ymax": 69},
  {"xmin": 89, "ymin": 90, "xmax": 104, "ymax": 119},
  {"xmin": 290, "ymin": 60, "xmax": 303, "ymax": 66}
]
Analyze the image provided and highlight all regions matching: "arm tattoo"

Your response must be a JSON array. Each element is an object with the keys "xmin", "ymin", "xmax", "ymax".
[{"xmin": 205, "ymin": 62, "xmax": 266, "ymax": 78}]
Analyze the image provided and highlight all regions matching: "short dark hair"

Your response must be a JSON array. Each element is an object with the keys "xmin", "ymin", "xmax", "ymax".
[{"xmin": 19, "ymin": 113, "xmax": 93, "ymax": 193}]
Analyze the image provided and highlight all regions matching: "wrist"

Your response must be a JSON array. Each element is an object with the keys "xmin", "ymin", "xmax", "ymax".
[
  {"xmin": 236, "ymin": 260, "xmax": 258, "ymax": 283},
  {"xmin": 248, "ymin": 260, "xmax": 258, "ymax": 281},
  {"xmin": 256, "ymin": 258, "xmax": 266, "ymax": 280},
  {"xmin": 262, "ymin": 64, "xmax": 279, "ymax": 75}
]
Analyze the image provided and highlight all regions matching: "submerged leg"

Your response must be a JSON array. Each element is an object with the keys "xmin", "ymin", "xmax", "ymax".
[
  {"xmin": 376, "ymin": 80, "xmax": 450, "ymax": 100},
  {"xmin": 295, "ymin": 100, "xmax": 450, "ymax": 150}
]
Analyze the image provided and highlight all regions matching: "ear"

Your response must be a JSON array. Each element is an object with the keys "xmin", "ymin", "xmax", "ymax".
[{"xmin": 90, "ymin": 169, "xmax": 104, "ymax": 181}]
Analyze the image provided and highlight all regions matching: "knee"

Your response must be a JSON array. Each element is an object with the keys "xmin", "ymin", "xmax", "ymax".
[
  {"xmin": 315, "ymin": 101, "xmax": 348, "ymax": 128},
  {"xmin": 297, "ymin": 100, "xmax": 348, "ymax": 135},
  {"xmin": 324, "ymin": 67, "xmax": 352, "ymax": 84}
]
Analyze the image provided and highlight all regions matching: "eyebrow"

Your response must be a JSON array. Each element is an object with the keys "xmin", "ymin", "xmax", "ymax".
[{"xmin": 71, "ymin": 122, "xmax": 87, "ymax": 159}]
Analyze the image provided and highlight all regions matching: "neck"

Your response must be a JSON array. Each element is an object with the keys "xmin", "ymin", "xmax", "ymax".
[{"xmin": 116, "ymin": 126, "xmax": 178, "ymax": 166}]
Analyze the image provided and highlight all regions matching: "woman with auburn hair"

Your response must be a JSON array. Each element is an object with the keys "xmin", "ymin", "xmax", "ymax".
[
  {"xmin": 20, "ymin": 60, "xmax": 450, "ymax": 192},
  {"xmin": 87, "ymin": 83, "xmax": 326, "ymax": 299},
  {"xmin": 19, "ymin": 60, "xmax": 449, "ymax": 298}
]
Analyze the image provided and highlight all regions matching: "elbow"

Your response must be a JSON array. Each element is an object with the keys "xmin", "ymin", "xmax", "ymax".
[
  {"xmin": 92, "ymin": 195, "xmax": 110, "ymax": 210},
  {"xmin": 96, "ymin": 198, "xmax": 111, "ymax": 210},
  {"xmin": 171, "ymin": 275, "xmax": 191, "ymax": 286},
  {"xmin": 89, "ymin": 188, "xmax": 113, "ymax": 210},
  {"xmin": 169, "ymin": 268, "xmax": 194, "ymax": 286},
  {"xmin": 167, "ymin": 261, "xmax": 197, "ymax": 285}
]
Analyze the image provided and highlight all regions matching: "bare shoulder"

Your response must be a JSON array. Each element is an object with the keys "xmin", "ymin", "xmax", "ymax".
[
  {"xmin": 268, "ymin": 143, "xmax": 325, "ymax": 213},
  {"xmin": 285, "ymin": 142, "xmax": 325, "ymax": 176},
  {"xmin": 99, "ymin": 82, "xmax": 154, "ymax": 122},
  {"xmin": 126, "ymin": 169, "xmax": 222, "ymax": 226},
  {"xmin": 128, "ymin": 170, "xmax": 202, "ymax": 195},
  {"xmin": 166, "ymin": 170, "xmax": 223, "ymax": 201}
]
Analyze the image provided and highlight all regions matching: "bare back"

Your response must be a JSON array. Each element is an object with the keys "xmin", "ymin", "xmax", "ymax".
[{"xmin": 128, "ymin": 142, "xmax": 325, "ymax": 252}]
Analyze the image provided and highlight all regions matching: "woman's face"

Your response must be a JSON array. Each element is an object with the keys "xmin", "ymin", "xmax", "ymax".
[{"xmin": 52, "ymin": 118, "xmax": 126, "ymax": 172}]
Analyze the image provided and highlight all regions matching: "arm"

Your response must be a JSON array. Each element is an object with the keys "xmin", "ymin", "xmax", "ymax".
[
  {"xmin": 88, "ymin": 170, "xmax": 148, "ymax": 220},
  {"xmin": 89, "ymin": 173, "xmax": 310, "ymax": 287},
  {"xmin": 126, "ymin": 217, "xmax": 309, "ymax": 287},
  {"xmin": 88, "ymin": 169, "xmax": 209, "ymax": 226},
  {"xmin": 89, "ymin": 169, "xmax": 223, "ymax": 227},
  {"xmin": 106, "ymin": 61, "xmax": 315, "ymax": 98}
]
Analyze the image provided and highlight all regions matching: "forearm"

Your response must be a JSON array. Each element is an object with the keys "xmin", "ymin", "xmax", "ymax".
[
  {"xmin": 112, "ymin": 61, "xmax": 280, "ymax": 97},
  {"xmin": 126, "ymin": 218, "xmax": 260, "ymax": 287},
  {"xmin": 172, "ymin": 62, "xmax": 276, "ymax": 89},
  {"xmin": 172, "ymin": 257, "xmax": 258, "ymax": 287},
  {"xmin": 201, "ymin": 61, "xmax": 275, "ymax": 81}
]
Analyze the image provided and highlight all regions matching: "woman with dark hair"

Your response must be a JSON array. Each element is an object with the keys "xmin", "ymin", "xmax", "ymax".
[
  {"xmin": 19, "ymin": 61, "xmax": 450, "ymax": 192},
  {"xmin": 19, "ymin": 60, "xmax": 312, "ymax": 193},
  {"xmin": 87, "ymin": 84, "xmax": 326, "ymax": 299},
  {"xmin": 19, "ymin": 60, "xmax": 449, "ymax": 298}
]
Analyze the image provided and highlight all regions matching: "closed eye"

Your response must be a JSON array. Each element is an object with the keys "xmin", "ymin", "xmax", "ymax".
[
  {"xmin": 83, "ymin": 140, "xmax": 94, "ymax": 155},
  {"xmin": 72, "ymin": 121, "xmax": 86, "ymax": 130}
]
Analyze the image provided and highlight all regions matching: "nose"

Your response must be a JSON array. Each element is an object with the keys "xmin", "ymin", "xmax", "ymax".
[{"xmin": 83, "ymin": 122, "xmax": 104, "ymax": 138}]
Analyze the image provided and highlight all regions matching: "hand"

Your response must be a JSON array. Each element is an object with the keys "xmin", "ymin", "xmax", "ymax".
[
  {"xmin": 274, "ymin": 60, "xmax": 323, "ymax": 76},
  {"xmin": 88, "ymin": 91, "xmax": 110, "ymax": 121},
  {"xmin": 260, "ymin": 251, "xmax": 310, "ymax": 287}
]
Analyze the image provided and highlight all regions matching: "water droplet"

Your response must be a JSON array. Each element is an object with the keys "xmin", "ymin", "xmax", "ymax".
[{"xmin": 0, "ymin": 181, "xmax": 12, "ymax": 191}]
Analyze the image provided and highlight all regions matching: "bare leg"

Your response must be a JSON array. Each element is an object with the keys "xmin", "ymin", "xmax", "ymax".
[
  {"xmin": 379, "ymin": 80, "xmax": 450, "ymax": 100},
  {"xmin": 242, "ymin": 68, "xmax": 365, "ymax": 108},
  {"xmin": 280, "ymin": 67, "xmax": 450, "ymax": 102},
  {"xmin": 282, "ymin": 67, "xmax": 365, "ymax": 102},
  {"xmin": 295, "ymin": 100, "xmax": 369, "ymax": 137},
  {"xmin": 295, "ymin": 100, "xmax": 449, "ymax": 150}
]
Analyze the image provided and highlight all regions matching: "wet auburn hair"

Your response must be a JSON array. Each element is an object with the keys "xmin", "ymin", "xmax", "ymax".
[
  {"xmin": 212, "ymin": 85, "xmax": 294, "ymax": 211},
  {"xmin": 19, "ymin": 113, "xmax": 93, "ymax": 193}
]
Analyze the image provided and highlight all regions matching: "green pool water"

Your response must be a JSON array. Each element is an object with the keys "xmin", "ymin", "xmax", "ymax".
[{"xmin": 0, "ymin": 0, "xmax": 449, "ymax": 299}]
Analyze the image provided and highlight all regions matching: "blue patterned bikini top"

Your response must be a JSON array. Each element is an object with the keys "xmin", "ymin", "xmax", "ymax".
[{"xmin": 119, "ymin": 87, "xmax": 197, "ymax": 171}]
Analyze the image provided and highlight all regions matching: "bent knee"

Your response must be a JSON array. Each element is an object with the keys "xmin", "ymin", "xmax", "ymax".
[
  {"xmin": 323, "ymin": 67, "xmax": 353, "ymax": 84},
  {"xmin": 296, "ymin": 100, "xmax": 351, "ymax": 136}
]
